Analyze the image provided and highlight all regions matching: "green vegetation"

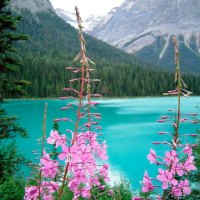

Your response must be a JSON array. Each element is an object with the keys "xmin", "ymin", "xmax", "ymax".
[
  {"xmin": 61, "ymin": 178, "xmax": 133, "ymax": 200},
  {"xmin": 11, "ymin": 10, "xmax": 200, "ymax": 98},
  {"xmin": 0, "ymin": 0, "xmax": 28, "ymax": 198},
  {"xmin": 0, "ymin": 177, "xmax": 25, "ymax": 200}
]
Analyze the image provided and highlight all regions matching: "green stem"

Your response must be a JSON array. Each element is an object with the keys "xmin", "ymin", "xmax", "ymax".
[
  {"xmin": 162, "ymin": 38, "xmax": 181, "ymax": 200},
  {"xmin": 58, "ymin": 7, "xmax": 88, "ymax": 200},
  {"xmin": 38, "ymin": 102, "xmax": 48, "ymax": 199}
]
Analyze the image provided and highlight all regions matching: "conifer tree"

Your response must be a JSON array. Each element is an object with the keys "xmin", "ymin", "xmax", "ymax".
[{"xmin": 0, "ymin": 0, "xmax": 29, "ymax": 187}]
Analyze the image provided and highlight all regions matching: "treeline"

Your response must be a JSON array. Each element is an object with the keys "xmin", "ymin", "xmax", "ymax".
[
  {"xmin": 13, "ymin": 56, "xmax": 200, "ymax": 97},
  {"xmin": 10, "ymin": 10, "xmax": 200, "ymax": 98}
]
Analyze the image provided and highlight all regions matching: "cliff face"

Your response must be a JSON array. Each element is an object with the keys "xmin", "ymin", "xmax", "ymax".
[
  {"xmin": 89, "ymin": 0, "xmax": 200, "ymax": 73},
  {"xmin": 10, "ymin": 0, "xmax": 55, "ymax": 13}
]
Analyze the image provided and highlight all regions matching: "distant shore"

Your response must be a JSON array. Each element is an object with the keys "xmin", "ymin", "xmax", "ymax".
[{"xmin": 5, "ymin": 95, "xmax": 200, "ymax": 101}]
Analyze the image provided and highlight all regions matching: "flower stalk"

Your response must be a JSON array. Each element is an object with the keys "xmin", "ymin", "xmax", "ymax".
[
  {"xmin": 139, "ymin": 36, "xmax": 197, "ymax": 200},
  {"xmin": 38, "ymin": 102, "xmax": 48, "ymax": 199}
]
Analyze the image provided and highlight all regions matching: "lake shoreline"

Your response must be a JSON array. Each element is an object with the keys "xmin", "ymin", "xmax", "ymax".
[{"xmin": 5, "ymin": 95, "xmax": 200, "ymax": 101}]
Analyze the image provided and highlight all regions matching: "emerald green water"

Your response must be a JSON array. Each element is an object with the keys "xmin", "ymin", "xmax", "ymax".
[{"xmin": 3, "ymin": 97, "xmax": 199, "ymax": 188}]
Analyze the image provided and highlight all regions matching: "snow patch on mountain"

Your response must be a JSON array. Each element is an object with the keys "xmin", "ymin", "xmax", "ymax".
[
  {"xmin": 55, "ymin": 8, "xmax": 103, "ymax": 32},
  {"xmin": 10, "ymin": 0, "xmax": 54, "ymax": 13},
  {"xmin": 88, "ymin": 0, "xmax": 200, "ymax": 66},
  {"xmin": 84, "ymin": 14, "xmax": 102, "ymax": 32},
  {"xmin": 159, "ymin": 35, "xmax": 170, "ymax": 60},
  {"xmin": 56, "ymin": 8, "xmax": 77, "ymax": 27}
]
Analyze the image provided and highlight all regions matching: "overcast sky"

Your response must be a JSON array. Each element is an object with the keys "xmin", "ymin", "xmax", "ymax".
[{"xmin": 49, "ymin": 0, "xmax": 124, "ymax": 18}]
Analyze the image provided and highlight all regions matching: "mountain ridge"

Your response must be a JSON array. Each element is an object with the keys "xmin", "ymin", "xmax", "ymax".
[
  {"xmin": 55, "ymin": 8, "xmax": 103, "ymax": 32},
  {"xmin": 10, "ymin": 0, "xmax": 55, "ymax": 13},
  {"xmin": 7, "ymin": 0, "xmax": 200, "ymax": 98},
  {"xmin": 89, "ymin": 0, "xmax": 200, "ymax": 73}
]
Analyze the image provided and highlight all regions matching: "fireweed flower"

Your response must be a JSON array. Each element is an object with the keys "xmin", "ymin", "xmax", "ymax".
[
  {"xmin": 99, "ymin": 185, "xmax": 105, "ymax": 191},
  {"xmin": 141, "ymin": 171, "xmax": 155, "ymax": 192},
  {"xmin": 75, "ymin": 187, "xmax": 91, "ymax": 199},
  {"xmin": 24, "ymin": 181, "xmax": 58, "ymax": 200},
  {"xmin": 172, "ymin": 179, "xmax": 191, "ymax": 197},
  {"xmin": 183, "ymin": 155, "xmax": 196, "ymax": 173},
  {"xmin": 172, "ymin": 162, "xmax": 184, "ymax": 176},
  {"xmin": 147, "ymin": 148, "xmax": 157, "ymax": 163},
  {"xmin": 58, "ymin": 144, "xmax": 78, "ymax": 161},
  {"xmin": 40, "ymin": 151, "xmax": 58, "ymax": 178},
  {"xmin": 56, "ymin": 7, "xmax": 109, "ymax": 200},
  {"xmin": 163, "ymin": 150, "xmax": 179, "ymax": 165},
  {"xmin": 89, "ymin": 176, "xmax": 101, "ymax": 187},
  {"xmin": 99, "ymin": 164, "xmax": 110, "ymax": 182},
  {"xmin": 108, "ymin": 189, "xmax": 114, "ymax": 196},
  {"xmin": 24, "ymin": 7, "xmax": 109, "ymax": 200},
  {"xmin": 47, "ymin": 130, "xmax": 66, "ymax": 148},
  {"xmin": 24, "ymin": 186, "xmax": 39, "ymax": 200},
  {"xmin": 156, "ymin": 168, "xmax": 178, "ymax": 189},
  {"xmin": 139, "ymin": 36, "xmax": 197, "ymax": 200},
  {"xmin": 184, "ymin": 144, "xmax": 193, "ymax": 156}
]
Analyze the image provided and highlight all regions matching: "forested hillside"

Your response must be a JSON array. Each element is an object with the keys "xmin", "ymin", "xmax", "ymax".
[{"xmin": 12, "ymin": 10, "xmax": 200, "ymax": 97}]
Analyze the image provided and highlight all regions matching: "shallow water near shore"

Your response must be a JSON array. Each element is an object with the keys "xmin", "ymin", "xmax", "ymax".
[{"xmin": 3, "ymin": 97, "xmax": 199, "ymax": 188}]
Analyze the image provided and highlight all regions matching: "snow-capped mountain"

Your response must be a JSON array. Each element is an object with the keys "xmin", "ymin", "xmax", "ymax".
[
  {"xmin": 94, "ymin": 7, "xmax": 119, "ymax": 30},
  {"xmin": 83, "ymin": 14, "xmax": 102, "ymax": 32},
  {"xmin": 55, "ymin": 8, "xmax": 77, "ymax": 28},
  {"xmin": 89, "ymin": 0, "xmax": 200, "ymax": 73},
  {"xmin": 55, "ymin": 8, "xmax": 102, "ymax": 32},
  {"xmin": 10, "ymin": 0, "xmax": 55, "ymax": 13}
]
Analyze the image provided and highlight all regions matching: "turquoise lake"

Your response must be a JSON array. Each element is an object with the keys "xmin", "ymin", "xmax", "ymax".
[{"xmin": 3, "ymin": 97, "xmax": 199, "ymax": 189}]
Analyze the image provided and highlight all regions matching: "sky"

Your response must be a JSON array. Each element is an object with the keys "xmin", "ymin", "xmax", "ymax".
[{"xmin": 49, "ymin": 0, "xmax": 125, "ymax": 18}]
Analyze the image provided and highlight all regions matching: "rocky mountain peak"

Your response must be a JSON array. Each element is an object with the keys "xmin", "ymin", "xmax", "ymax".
[
  {"xmin": 87, "ymin": 0, "xmax": 200, "ymax": 73},
  {"xmin": 10, "ymin": 0, "xmax": 55, "ymax": 13},
  {"xmin": 55, "ymin": 8, "xmax": 77, "ymax": 27},
  {"xmin": 54, "ymin": 8, "xmax": 103, "ymax": 32}
]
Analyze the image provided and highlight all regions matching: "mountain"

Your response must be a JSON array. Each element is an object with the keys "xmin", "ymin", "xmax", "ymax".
[
  {"xmin": 55, "ymin": 8, "xmax": 102, "ymax": 32},
  {"xmin": 89, "ymin": 0, "xmax": 200, "ymax": 74},
  {"xmin": 10, "ymin": 0, "xmax": 55, "ymax": 13},
  {"xmin": 8, "ymin": 0, "xmax": 200, "ymax": 97},
  {"xmin": 55, "ymin": 8, "xmax": 77, "ymax": 28},
  {"xmin": 84, "ymin": 14, "xmax": 102, "ymax": 32}
]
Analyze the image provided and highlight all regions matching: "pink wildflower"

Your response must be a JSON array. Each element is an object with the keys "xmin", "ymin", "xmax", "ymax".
[
  {"xmin": 99, "ymin": 185, "xmax": 105, "ymax": 191},
  {"xmin": 40, "ymin": 160, "xmax": 58, "ymax": 179},
  {"xmin": 58, "ymin": 144, "xmax": 78, "ymax": 161},
  {"xmin": 73, "ymin": 170, "xmax": 88, "ymax": 185},
  {"xmin": 163, "ymin": 150, "xmax": 179, "ymax": 165},
  {"xmin": 108, "ymin": 189, "xmax": 114, "ymax": 196},
  {"xmin": 157, "ymin": 168, "xmax": 178, "ymax": 189},
  {"xmin": 184, "ymin": 144, "xmax": 193, "ymax": 156},
  {"xmin": 99, "ymin": 164, "xmax": 110, "ymax": 182},
  {"xmin": 95, "ymin": 142, "xmax": 108, "ymax": 160},
  {"xmin": 141, "ymin": 171, "xmax": 155, "ymax": 192},
  {"xmin": 40, "ymin": 151, "xmax": 58, "ymax": 178},
  {"xmin": 174, "ymin": 162, "xmax": 184, "ymax": 176},
  {"xmin": 147, "ymin": 148, "xmax": 157, "ymax": 164},
  {"xmin": 24, "ymin": 186, "xmax": 39, "ymax": 200},
  {"xmin": 47, "ymin": 130, "xmax": 66, "ymax": 148},
  {"xmin": 24, "ymin": 181, "xmax": 58, "ymax": 200},
  {"xmin": 183, "ymin": 155, "xmax": 196, "ymax": 173},
  {"xmin": 172, "ymin": 179, "xmax": 191, "ymax": 197},
  {"xmin": 76, "ymin": 187, "xmax": 91, "ymax": 198},
  {"xmin": 89, "ymin": 176, "xmax": 101, "ymax": 187}
]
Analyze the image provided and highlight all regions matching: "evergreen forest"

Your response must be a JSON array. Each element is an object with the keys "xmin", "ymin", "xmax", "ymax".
[{"xmin": 9, "ymin": 10, "xmax": 200, "ymax": 98}]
